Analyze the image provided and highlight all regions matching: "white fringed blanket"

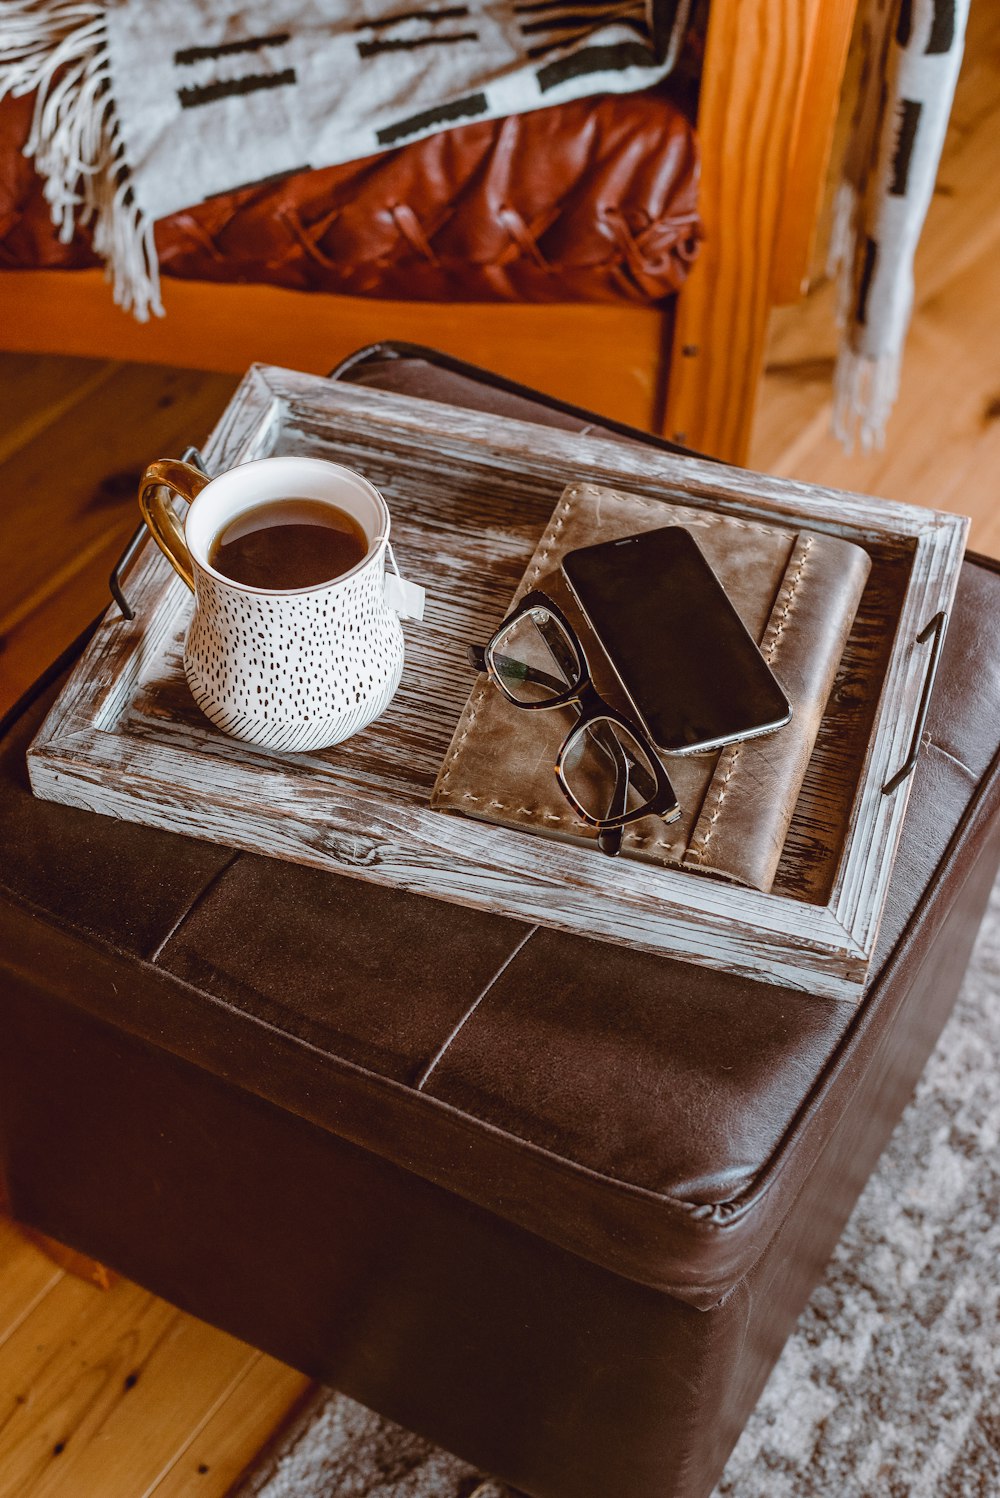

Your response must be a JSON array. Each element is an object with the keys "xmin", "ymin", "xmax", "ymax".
[
  {"xmin": 0, "ymin": 0, "xmax": 689, "ymax": 319},
  {"xmin": 830, "ymin": 0, "xmax": 970, "ymax": 449}
]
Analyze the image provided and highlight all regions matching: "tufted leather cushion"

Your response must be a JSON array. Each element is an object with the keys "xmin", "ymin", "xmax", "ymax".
[{"xmin": 0, "ymin": 86, "xmax": 700, "ymax": 304}]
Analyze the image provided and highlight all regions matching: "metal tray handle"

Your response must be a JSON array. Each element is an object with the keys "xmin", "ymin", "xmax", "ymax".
[
  {"xmin": 882, "ymin": 610, "xmax": 948, "ymax": 795},
  {"xmin": 109, "ymin": 446, "xmax": 208, "ymax": 619}
]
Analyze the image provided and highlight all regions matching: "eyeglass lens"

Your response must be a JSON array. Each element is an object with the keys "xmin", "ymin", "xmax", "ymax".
[
  {"xmin": 487, "ymin": 606, "xmax": 581, "ymax": 705},
  {"xmin": 560, "ymin": 717, "xmax": 660, "ymax": 824}
]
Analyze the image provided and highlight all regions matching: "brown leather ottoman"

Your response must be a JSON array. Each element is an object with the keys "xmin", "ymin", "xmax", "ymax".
[{"xmin": 2, "ymin": 349, "xmax": 999, "ymax": 1498}]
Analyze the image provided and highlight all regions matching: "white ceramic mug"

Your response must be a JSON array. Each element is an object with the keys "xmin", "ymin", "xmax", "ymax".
[{"xmin": 138, "ymin": 455, "xmax": 407, "ymax": 752}]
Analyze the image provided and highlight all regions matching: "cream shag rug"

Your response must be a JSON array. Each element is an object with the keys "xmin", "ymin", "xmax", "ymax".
[{"xmin": 235, "ymin": 876, "xmax": 1000, "ymax": 1498}]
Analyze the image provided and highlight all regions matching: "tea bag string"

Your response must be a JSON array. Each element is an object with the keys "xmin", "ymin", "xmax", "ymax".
[{"xmin": 381, "ymin": 537, "xmax": 403, "ymax": 581}]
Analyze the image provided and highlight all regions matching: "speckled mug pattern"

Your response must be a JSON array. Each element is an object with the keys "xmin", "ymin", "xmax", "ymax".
[{"xmin": 186, "ymin": 554, "xmax": 404, "ymax": 751}]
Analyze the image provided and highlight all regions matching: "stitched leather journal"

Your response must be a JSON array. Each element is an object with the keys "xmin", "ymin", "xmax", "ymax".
[{"xmin": 431, "ymin": 481, "xmax": 872, "ymax": 893}]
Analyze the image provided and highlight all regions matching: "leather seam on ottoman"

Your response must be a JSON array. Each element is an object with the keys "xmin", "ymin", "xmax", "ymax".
[
  {"xmin": 414, "ymin": 924, "xmax": 538, "ymax": 1091},
  {"xmin": 4, "ymin": 892, "xmax": 804, "ymax": 1307},
  {"xmin": 925, "ymin": 737, "xmax": 978, "ymax": 781},
  {"xmin": 147, "ymin": 850, "xmax": 242, "ymax": 963}
]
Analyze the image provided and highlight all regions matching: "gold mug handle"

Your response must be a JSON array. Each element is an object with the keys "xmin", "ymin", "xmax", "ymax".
[{"xmin": 138, "ymin": 459, "xmax": 212, "ymax": 592}]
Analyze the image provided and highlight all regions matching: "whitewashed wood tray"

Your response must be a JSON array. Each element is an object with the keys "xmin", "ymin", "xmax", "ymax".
[{"xmin": 28, "ymin": 365, "xmax": 968, "ymax": 1002}]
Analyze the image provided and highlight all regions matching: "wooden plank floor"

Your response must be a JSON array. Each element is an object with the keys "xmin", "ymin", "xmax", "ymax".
[{"xmin": 0, "ymin": 11, "xmax": 998, "ymax": 1492}]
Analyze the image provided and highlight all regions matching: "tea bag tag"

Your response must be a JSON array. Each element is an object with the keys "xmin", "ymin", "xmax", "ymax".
[
  {"xmin": 383, "ymin": 541, "xmax": 426, "ymax": 622},
  {"xmin": 384, "ymin": 573, "xmax": 425, "ymax": 620}
]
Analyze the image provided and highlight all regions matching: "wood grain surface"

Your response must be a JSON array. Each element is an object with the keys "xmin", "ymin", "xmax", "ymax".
[
  {"xmin": 0, "ymin": 1234, "xmax": 309, "ymax": 1498},
  {"xmin": 768, "ymin": 0, "xmax": 859, "ymax": 304},
  {"xmin": 0, "ymin": 354, "xmax": 239, "ymax": 717},
  {"xmin": 27, "ymin": 369, "xmax": 966, "ymax": 1000},
  {"xmin": 0, "ymin": 272, "xmax": 669, "ymax": 434}
]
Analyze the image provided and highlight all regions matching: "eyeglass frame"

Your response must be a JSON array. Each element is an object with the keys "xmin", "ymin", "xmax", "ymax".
[{"xmin": 467, "ymin": 589, "xmax": 680, "ymax": 835}]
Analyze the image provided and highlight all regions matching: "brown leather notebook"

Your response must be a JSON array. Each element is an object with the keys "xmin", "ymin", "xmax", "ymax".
[{"xmin": 432, "ymin": 482, "xmax": 871, "ymax": 892}]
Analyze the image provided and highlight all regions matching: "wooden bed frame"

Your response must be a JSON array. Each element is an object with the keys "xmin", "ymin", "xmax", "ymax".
[{"xmin": 0, "ymin": 0, "xmax": 857, "ymax": 464}]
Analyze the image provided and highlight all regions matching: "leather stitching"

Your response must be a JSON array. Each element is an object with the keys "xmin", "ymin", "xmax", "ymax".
[
  {"xmin": 5, "ymin": 195, "xmax": 694, "ymax": 279},
  {"xmin": 165, "ymin": 212, "xmax": 228, "ymax": 262},
  {"xmin": 277, "ymin": 205, "xmax": 344, "ymax": 268},
  {"xmin": 156, "ymin": 193, "xmax": 694, "ymax": 275},
  {"xmin": 686, "ymin": 535, "xmax": 812, "ymax": 864},
  {"xmin": 757, "ymin": 534, "xmax": 813, "ymax": 669},
  {"xmin": 684, "ymin": 743, "xmax": 744, "ymax": 861},
  {"xmin": 497, "ymin": 204, "xmax": 554, "ymax": 272},
  {"xmin": 602, "ymin": 205, "xmax": 662, "ymax": 277}
]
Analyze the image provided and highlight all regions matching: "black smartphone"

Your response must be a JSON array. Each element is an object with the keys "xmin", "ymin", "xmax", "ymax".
[{"xmin": 560, "ymin": 526, "xmax": 792, "ymax": 754}]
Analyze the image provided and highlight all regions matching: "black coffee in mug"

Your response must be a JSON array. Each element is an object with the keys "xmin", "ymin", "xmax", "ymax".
[{"xmin": 209, "ymin": 498, "xmax": 368, "ymax": 590}]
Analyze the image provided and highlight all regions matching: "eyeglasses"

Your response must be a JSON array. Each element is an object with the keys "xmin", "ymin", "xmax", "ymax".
[{"xmin": 467, "ymin": 590, "xmax": 680, "ymax": 857}]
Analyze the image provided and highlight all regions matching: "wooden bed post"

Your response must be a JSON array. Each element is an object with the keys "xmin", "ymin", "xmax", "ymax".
[{"xmin": 662, "ymin": 0, "xmax": 858, "ymax": 464}]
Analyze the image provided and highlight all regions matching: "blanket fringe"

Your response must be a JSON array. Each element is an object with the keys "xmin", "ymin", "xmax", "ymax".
[
  {"xmin": 1, "ymin": 0, "xmax": 162, "ymax": 319},
  {"xmin": 831, "ymin": 345, "xmax": 900, "ymax": 454}
]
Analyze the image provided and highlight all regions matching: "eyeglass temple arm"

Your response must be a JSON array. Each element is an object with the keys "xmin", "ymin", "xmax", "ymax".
[
  {"xmin": 597, "ymin": 740, "xmax": 628, "ymax": 857},
  {"xmin": 466, "ymin": 644, "xmax": 567, "ymax": 698}
]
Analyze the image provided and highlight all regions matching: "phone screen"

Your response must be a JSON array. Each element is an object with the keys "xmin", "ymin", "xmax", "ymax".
[{"xmin": 561, "ymin": 526, "xmax": 791, "ymax": 752}]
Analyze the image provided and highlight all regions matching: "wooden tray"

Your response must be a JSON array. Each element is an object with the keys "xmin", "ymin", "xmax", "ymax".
[{"xmin": 28, "ymin": 366, "xmax": 968, "ymax": 1001}]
